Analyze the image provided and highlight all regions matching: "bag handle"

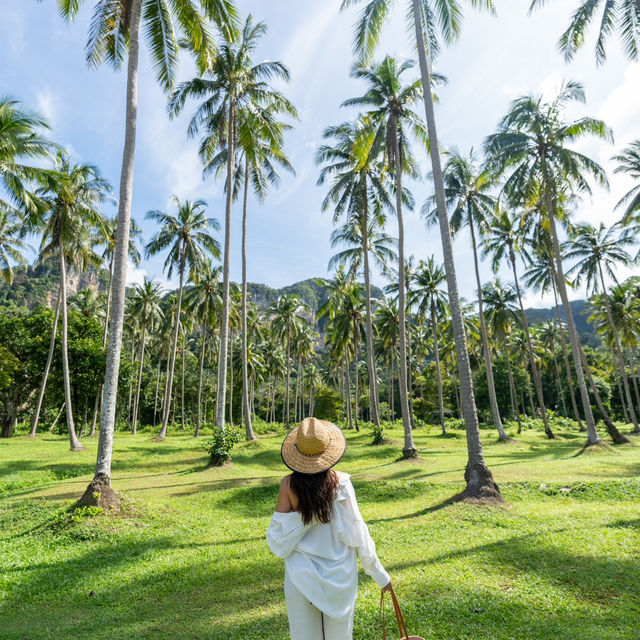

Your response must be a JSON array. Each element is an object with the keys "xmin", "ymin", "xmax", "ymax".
[{"xmin": 378, "ymin": 585, "xmax": 410, "ymax": 640}]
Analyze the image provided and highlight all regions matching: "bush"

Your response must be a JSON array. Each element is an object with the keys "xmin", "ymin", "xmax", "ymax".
[
  {"xmin": 250, "ymin": 416, "xmax": 281, "ymax": 435},
  {"xmin": 202, "ymin": 427, "xmax": 242, "ymax": 465},
  {"xmin": 371, "ymin": 423, "xmax": 385, "ymax": 445},
  {"xmin": 445, "ymin": 417, "xmax": 466, "ymax": 431}
]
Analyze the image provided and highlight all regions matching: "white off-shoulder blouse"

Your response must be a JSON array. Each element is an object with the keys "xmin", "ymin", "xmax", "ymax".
[{"xmin": 266, "ymin": 472, "xmax": 390, "ymax": 620}]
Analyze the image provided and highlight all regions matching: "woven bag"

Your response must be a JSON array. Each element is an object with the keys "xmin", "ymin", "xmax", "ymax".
[{"xmin": 377, "ymin": 586, "xmax": 424, "ymax": 640}]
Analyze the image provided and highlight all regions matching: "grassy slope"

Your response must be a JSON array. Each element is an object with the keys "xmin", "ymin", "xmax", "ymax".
[{"xmin": 1, "ymin": 424, "xmax": 639, "ymax": 640}]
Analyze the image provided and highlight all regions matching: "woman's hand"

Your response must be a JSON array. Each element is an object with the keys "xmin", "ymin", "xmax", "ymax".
[
  {"xmin": 275, "ymin": 475, "xmax": 294, "ymax": 513},
  {"xmin": 381, "ymin": 579, "xmax": 393, "ymax": 594}
]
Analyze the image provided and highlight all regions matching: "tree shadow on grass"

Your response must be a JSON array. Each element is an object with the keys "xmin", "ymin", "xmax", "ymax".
[{"xmin": 1, "ymin": 533, "xmax": 286, "ymax": 640}]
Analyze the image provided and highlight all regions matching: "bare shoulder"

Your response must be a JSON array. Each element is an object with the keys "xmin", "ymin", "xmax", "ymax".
[{"xmin": 280, "ymin": 474, "xmax": 293, "ymax": 488}]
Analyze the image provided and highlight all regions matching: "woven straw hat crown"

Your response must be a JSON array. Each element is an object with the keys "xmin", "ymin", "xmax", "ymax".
[
  {"xmin": 281, "ymin": 417, "xmax": 346, "ymax": 474},
  {"xmin": 297, "ymin": 418, "xmax": 329, "ymax": 455}
]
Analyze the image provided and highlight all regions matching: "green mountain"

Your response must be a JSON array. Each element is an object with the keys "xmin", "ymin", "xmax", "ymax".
[{"xmin": 0, "ymin": 261, "xmax": 599, "ymax": 346}]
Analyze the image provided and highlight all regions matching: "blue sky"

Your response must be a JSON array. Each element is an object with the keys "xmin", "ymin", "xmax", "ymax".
[{"xmin": 1, "ymin": 0, "xmax": 639, "ymax": 306}]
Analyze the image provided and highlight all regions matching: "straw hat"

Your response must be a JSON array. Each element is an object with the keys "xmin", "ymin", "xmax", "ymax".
[{"xmin": 281, "ymin": 417, "xmax": 346, "ymax": 474}]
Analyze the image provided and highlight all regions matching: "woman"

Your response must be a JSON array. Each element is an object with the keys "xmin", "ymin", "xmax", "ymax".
[{"xmin": 267, "ymin": 417, "xmax": 392, "ymax": 640}]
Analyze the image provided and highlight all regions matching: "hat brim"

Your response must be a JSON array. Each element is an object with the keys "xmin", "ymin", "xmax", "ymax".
[{"xmin": 281, "ymin": 420, "xmax": 346, "ymax": 475}]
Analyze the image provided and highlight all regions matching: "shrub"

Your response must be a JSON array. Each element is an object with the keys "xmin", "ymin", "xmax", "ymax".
[
  {"xmin": 202, "ymin": 427, "xmax": 242, "ymax": 466},
  {"xmin": 445, "ymin": 417, "xmax": 466, "ymax": 431},
  {"xmin": 371, "ymin": 423, "xmax": 385, "ymax": 445},
  {"xmin": 250, "ymin": 417, "xmax": 280, "ymax": 435}
]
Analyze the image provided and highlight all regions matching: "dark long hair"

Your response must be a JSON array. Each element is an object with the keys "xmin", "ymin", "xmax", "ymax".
[{"xmin": 290, "ymin": 469, "xmax": 339, "ymax": 525}]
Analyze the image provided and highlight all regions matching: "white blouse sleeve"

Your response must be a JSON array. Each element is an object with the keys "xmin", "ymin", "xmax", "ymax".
[
  {"xmin": 336, "ymin": 477, "xmax": 390, "ymax": 588},
  {"xmin": 266, "ymin": 511, "xmax": 307, "ymax": 559}
]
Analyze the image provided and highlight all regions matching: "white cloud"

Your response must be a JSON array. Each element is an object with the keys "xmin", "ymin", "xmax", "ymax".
[
  {"xmin": 126, "ymin": 260, "xmax": 147, "ymax": 286},
  {"xmin": 597, "ymin": 63, "xmax": 640, "ymax": 145},
  {"xmin": 35, "ymin": 88, "xmax": 58, "ymax": 127}
]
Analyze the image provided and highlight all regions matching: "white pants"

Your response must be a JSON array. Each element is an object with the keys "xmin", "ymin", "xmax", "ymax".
[{"xmin": 284, "ymin": 573, "xmax": 354, "ymax": 640}]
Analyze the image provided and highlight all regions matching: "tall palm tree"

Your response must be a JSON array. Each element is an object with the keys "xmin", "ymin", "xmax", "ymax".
[
  {"xmin": 424, "ymin": 150, "xmax": 506, "ymax": 438},
  {"xmin": 208, "ymin": 103, "xmax": 296, "ymax": 439},
  {"xmin": 566, "ymin": 221, "xmax": 638, "ymax": 431},
  {"xmin": 408, "ymin": 257, "xmax": 448, "ymax": 434},
  {"xmin": 269, "ymin": 294, "xmax": 310, "ymax": 428},
  {"xmin": 146, "ymin": 197, "xmax": 220, "ymax": 440},
  {"xmin": 0, "ymin": 96, "xmax": 53, "ymax": 217},
  {"xmin": 169, "ymin": 15, "xmax": 291, "ymax": 432},
  {"xmin": 129, "ymin": 278, "xmax": 163, "ymax": 434},
  {"xmin": 344, "ymin": 56, "xmax": 427, "ymax": 457},
  {"xmin": 60, "ymin": 0, "xmax": 238, "ymax": 505},
  {"xmin": 185, "ymin": 261, "xmax": 221, "ymax": 437},
  {"xmin": 36, "ymin": 152, "xmax": 110, "ymax": 451},
  {"xmin": 485, "ymin": 81, "xmax": 612, "ymax": 447},
  {"xmin": 613, "ymin": 140, "xmax": 640, "ymax": 221},
  {"xmin": 482, "ymin": 207, "xmax": 555, "ymax": 438},
  {"xmin": 317, "ymin": 119, "xmax": 396, "ymax": 428},
  {"xmin": 341, "ymin": 0, "xmax": 502, "ymax": 499},
  {"xmin": 530, "ymin": 0, "xmax": 640, "ymax": 64}
]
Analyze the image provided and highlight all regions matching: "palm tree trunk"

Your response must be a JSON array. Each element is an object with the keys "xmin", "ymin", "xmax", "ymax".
[
  {"xmin": 389, "ymin": 353, "xmax": 394, "ymax": 420},
  {"xmin": 361, "ymin": 191, "xmax": 381, "ymax": 427},
  {"xmin": 195, "ymin": 323, "xmax": 207, "ymax": 437},
  {"xmin": 180, "ymin": 329, "xmax": 186, "ymax": 431},
  {"xmin": 228, "ymin": 329, "xmax": 234, "ymax": 427},
  {"xmin": 353, "ymin": 349, "xmax": 360, "ymax": 432},
  {"xmin": 597, "ymin": 262, "xmax": 639, "ymax": 431},
  {"xmin": 552, "ymin": 281, "xmax": 584, "ymax": 430},
  {"xmin": 412, "ymin": 2, "xmax": 500, "ymax": 499},
  {"xmin": 85, "ymin": 0, "xmax": 142, "ymax": 504},
  {"xmin": 406, "ymin": 322, "xmax": 417, "ymax": 431},
  {"xmin": 89, "ymin": 255, "xmax": 114, "ymax": 437},
  {"xmin": 48, "ymin": 402, "xmax": 66, "ymax": 433},
  {"xmin": 59, "ymin": 240, "xmax": 83, "ymax": 451},
  {"xmin": 216, "ymin": 96, "xmax": 236, "ymax": 432},
  {"xmin": 241, "ymin": 162, "xmax": 256, "ymax": 440},
  {"xmin": 468, "ymin": 216, "xmax": 506, "ymax": 438},
  {"xmin": 158, "ymin": 248, "xmax": 185, "ymax": 440},
  {"xmin": 552, "ymin": 345, "xmax": 568, "ymax": 416},
  {"xmin": 612, "ymin": 354, "xmax": 630, "ymax": 422},
  {"xmin": 391, "ymin": 124, "xmax": 416, "ymax": 458},
  {"xmin": 294, "ymin": 355, "xmax": 301, "ymax": 422},
  {"xmin": 509, "ymin": 249, "xmax": 554, "ymax": 438},
  {"xmin": 153, "ymin": 351, "xmax": 162, "ymax": 428},
  {"xmin": 285, "ymin": 327, "xmax": 291, "ymax": 428},
  {"xmin": 344, "ymin": 349, "xmax": 353, "ymax": 430},
  {"xmin": 544, "ymin": 188, "xmax": 599, "ymax": 444},
  {"xmin": 29, "ymin": 290, "xmax": 61, "ymax": 437},
  {"xmin": 578, "ymin": 342, "xmax": 630, "ymax": 444},
  {"xmin": 430, "ymin": 299, "xmax": 446, "ymax": 436},
  {"xmin": 126, "ymin": 334, "xmax": 136, "ymax": 427},
  {"xmin": 503, "ymin": 335, "xmax": 522, "ymax": 433},
  {"xmin": 131, "ymin": 323, "xmax": 146, "ymax": 435},
  {"xmin": 627, "ymin": 349, "xmax": 640, "ymax": 431}
]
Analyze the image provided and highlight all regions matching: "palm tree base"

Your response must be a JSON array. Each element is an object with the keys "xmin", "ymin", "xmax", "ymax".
[
  {"xmin": 70, "ymin": 444, "xmax": 87, "ymax": 452},
  {"xmin": 75, "ymin": 473, "xmax": 121, "ymax": 512},
  {"xmin": 578, "ymin": 438, "xmax": 615, "ymax": 453},
  {"xmin": 457, "ymin": 462, "xmax": 504, "ymax": 504},
  {"xmin": 402, "ymin": 446, "xmax": 418, "ymax": 459}
]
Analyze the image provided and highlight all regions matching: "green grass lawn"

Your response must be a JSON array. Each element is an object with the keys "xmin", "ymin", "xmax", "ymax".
[{"xmin": 1, "ymin": 423, "xmax": 639, "ymax": 640}]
